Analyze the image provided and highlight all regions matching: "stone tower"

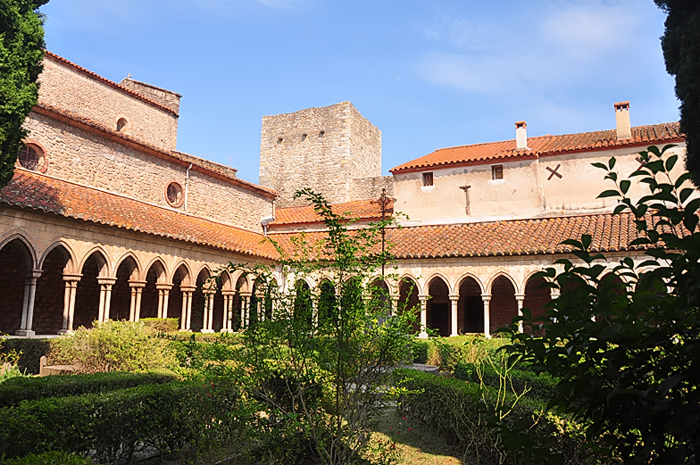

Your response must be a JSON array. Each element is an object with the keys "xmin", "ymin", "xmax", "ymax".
[{"xmin": 259, "ymin": 102, "xmax": 382, "ymax": 208}]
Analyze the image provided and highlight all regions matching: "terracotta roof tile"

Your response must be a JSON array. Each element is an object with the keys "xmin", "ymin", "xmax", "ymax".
[
  {"xmin": 1, "ymin": 170, "xmax": 278, "ymax": 259},
  {"xmin": 391, "ymin": 123, "xmax": 683, "ymax": 173},
  {"xmin": 272, "ymin": 198, "xmax": 394, "ymax": 225}
]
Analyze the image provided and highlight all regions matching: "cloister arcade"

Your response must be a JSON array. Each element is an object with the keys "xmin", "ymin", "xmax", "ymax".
[{"xmin": 0, "ymin": 229, "xmax": 648, "ymax": 338}]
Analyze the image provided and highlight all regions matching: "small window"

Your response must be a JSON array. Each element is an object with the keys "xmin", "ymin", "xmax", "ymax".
[
  {"xmin": 165, "ymin": 181, "xmax": 184, "ymax": 208},
  {"xmin": 277, "ymin": 137, "xmax": 284, "ymax": 145},
  {"xmin": 492, "ymin": 165, "xmax": 503, "ymax": 180},
  {"xmin": 318, "ymin": 130, "xmax": 325, "ymax": 138},
  {"xmin": 17, "ymin": 144, "xmax": 46, "ymax": 172},
  {"xmin": 422, "ymin": 172, "xmax": 434, "ymax": 187},
  {"xmin": 301, "ymin": 134, "xmax": 307, "ymax": 141},
  {"xmin": 116, "ymin": 118, "xmax": 128, "ymax": 132}
]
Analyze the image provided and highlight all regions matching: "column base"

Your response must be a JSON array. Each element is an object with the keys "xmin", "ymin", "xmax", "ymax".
[
  {"xmin": 449, "ymin": 332, "xmax": 459, "ymax": 337},
  {"xmin": 200, "ymin": 329, "xmax": 215, "ymax": 334},
  {"xmin": 418, "ymin": 331, "xmax": 429, "ymax": 339},
  {"xmin": 57, "ymin": 329, "xmax": 74, "ymax": 336},
  {"xmin": 15, "ymin": 329, "xmax": 36, "ymax": 337}
]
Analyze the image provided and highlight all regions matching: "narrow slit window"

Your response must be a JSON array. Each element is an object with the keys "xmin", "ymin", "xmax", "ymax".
[
  {"xmin": 492, "ymin": 165, "xmax": 503, "ymax": 180},
  {"xmin": 277, "ymin": 137, "xmax": 284, "ymax": 145},
  {"xmin": 422, "ymin": 172, "xmax": 434, "ymax": 187},
  {"xmin": 319, "ymin": 130, "xmax": 325, "ymax": 138},
  {"xmin": 301, "ymin": 133, "xmax": 307, "ymax": 141}
]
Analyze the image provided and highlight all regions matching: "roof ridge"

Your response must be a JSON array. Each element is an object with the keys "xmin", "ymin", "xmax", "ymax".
[
  {"xmin": 44, "ymin": 50, "xmax": 178, "ymax": 116},
  {"xmin": 33, "ymin": 102, "xmax": 277, "ymax": 199},
  {"xmin": 433, "ymin": 133, "xmax": 555, "ymax": 153}
]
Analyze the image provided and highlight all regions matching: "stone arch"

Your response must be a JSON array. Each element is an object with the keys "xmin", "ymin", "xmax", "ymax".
[
  {"xmin": 423, "ymin": 272, "xmax": 453, "ymax": 296},
  {"xmin": 140, "ymin": 259, "xmax": 168, "ymax": 319},
  {"xmin": 0, "ymin": 237, "xmax": 37, "ymax": 334},
  {"xmin": 191, "ymin": 268, "xmax": 212, "ymax": 332},
  {"xmin": 0, "ymin": 232, "xmax": 38, "ymax": 269},
  {"xmin": 397, "ymin": 276, "xmax": 420, "ymax": 332},
  {"xmin": 369, "ymin": 277, "xmax": 391, "ymax": 314},
  {"xmin": 110, "ymin": 254, "xmax": 140, "ymax": 321},
  {"xmin": 522, "ymin": 273, "xmax": 552, "ymax": 330},
  {"xmin": 486, "ymin": 271, "xmax": 519, "ymax": 295},
  {"xmin": 74, "ymin": 249, "xmax": 109, "ymax": 329},
  {"xmin": 457, "ymin": 275, "xmax": 484, "ymax": 334},
  {"xmin": 170, "ymin": 261, "xmax": 194, "ymax": 287},
  {"xmin": 489, "ymin": 273, "xmax": 518, "ymax": 334},
  {"xmin": 294, "ymin": 279, "xmax": 313, "ymax": 327},
  {"xmin": 39, "ymin": 240, "xmax": 76, "ymax": 274},
  {"xmin": 168, "ymin": 263, "xmax": 191, "ymax": 323},
  {"xmin": 427, "ymin": 275, "xmax": 451, "ymax": 337},
  {"xmin": 34, "ymin": 243, "xmax": 74, "ymax": 334},
  {"xmin": 317, "ymin": 278, "xmax": 337, "ymax": 329}
]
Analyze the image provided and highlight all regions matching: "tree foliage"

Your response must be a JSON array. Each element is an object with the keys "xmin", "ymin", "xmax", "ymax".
[
  {"xmin": 0, "ymin": 0, "xmax": 47, "ymax": 188},
  {"xmin": 503, "ymin": 145, "xmax": 700, "ymax": 464},
  {"xmin": 655, "ymin": 0, "xmax": 700, "ymax": 186}
]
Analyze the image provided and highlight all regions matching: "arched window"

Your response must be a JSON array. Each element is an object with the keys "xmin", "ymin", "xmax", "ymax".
[
  {"xmin": 165, "ymin": 181, "xmax": 184, "ymax": 208},
  {"xmin": 116, "ymin": 117, "xmax": 129, "ymax": 132},
  {"xmin": 17, "ymin": 144, "xmax": 46, "ymax": 172}
]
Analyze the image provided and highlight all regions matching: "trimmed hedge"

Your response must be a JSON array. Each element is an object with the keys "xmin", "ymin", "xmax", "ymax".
[
  {"xmin": 0, "ymin": 451, "xmax": 93, "ymax": 464},
  {"xmin": 453, "ymin": 362, "xmax": 559, "ymax": 402},
  {"xmin": 396, "ymin": 369, "xmax": 600, "ymax": 464},
  {"xmin": 0, "ymin": 369, "xmax": 178, "ymax": 408},
  {"xmin": 0, "ymin": 380, "xmax": 240, "ymax": 463}
]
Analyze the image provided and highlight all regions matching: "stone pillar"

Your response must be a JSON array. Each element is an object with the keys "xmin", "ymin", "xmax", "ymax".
[
  {"xmin": 97, "ymin": 277, "xmax": 117, "ymax": 323},
  {"xmin": 515, "ymin": 293, "xmax": 525, "ymax": 333},
  {"xmin": 549, "ymin": 288, "xmax": 560, "ymax": 324},
  {"xmin": 449, "ymin": 294, "xmax": 459, "ymax": 337},
  {"xmin": 17, "ymin": 270, "xmax": 42, "ymax": 337},
  {"xmin": 418, "ymin": 294, "xmax": 428, "ymax": 339},
  {"xmin": 180, "ymin": 285, "xmax": 196, "ymax": 331},
  {"xmin": 390, "ymin": 295, "xmax": 399, "ymax": 317},
  {"xmin": 240, "ymin": 292, "xmax": 252, "ymax": 329},
  {"xmin": 221, "ymin": 290, "xmax": 235, "ymax": 331},
  {"xmin": 156, "ymin": 283, "xmax": 173, "ymax": 319},
  {"xmin": 129, "ymin": 281, "xmax": 146, "ymax": 322},
  {"xmin": 201, "ymin": 292, "xmax": 215, "ymax": 333},
  {"xmin": 60, "ymin": 274, "xmax": 81, "ymax": 334},
  {"xmin": 481, "ymin": 294, "xmax": 492, "ymax": 338}
]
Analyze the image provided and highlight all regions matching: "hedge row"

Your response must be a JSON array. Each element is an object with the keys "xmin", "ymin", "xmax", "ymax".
[
  {"xmin": 453, "ymin": 362, "xmax": 559, "ymax": 402},
  {"xmin": 396, "ymin": 369, "xmax": 600, "ymax": 465},
  {"xmin": 0, "ymin": 370, "xmax": 178, "ymax": 408},
  {"xmin": 0, "ymin": 339, "xmax": 52, "ymax": 375},
  {"xmin": 0, "ymin": 451, "xmax": 93, "ymax": 465},
  {"xmin": 0, "ymin": 381, "xmax": 241, "ymax": 463}
]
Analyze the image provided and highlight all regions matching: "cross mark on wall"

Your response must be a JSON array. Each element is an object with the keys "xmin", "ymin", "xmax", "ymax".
[{"xmin": 546, "ymin": 164, "xmax": 562, "ymax": 180}]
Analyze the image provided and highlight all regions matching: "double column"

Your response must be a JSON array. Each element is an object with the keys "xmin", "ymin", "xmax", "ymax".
[
  {"xmin": 129, "ymin": 281, "xmax": 146, "ymax": 321},
  {"xmin": 16, "ymin": 270, "xmax": 43, "ymax": 337},
  {"xmin": 59, "ymin": 274, "xmax": 82, "ymax": 334},
  {"xmin": 97, "ymin": 277, "xmax": 117, "ymax": 323},
  {"xmin": 222, "ymin": 290, "xmax": 236, "ymax": 332},
  {"xmin": 156, "ymin": 283, "xmax": 173, "ymax": 319},
  {"xmin": 180, "ymin": 285, "xmax": 196, "ymax": 331},
  {"xmin": 201, "ymin": 290, "xmax": 216, "ymax": 333}
]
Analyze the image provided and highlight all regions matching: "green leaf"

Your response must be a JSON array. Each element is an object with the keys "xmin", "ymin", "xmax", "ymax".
[
  {"xmin": 620, "ymin": 180, "xmax": 631, "ymax": 194},
  {"xmin": 591, "ymin": 162, "xmax": 608, "ymax": 170},
  {"xmin": 665, "ymin": 154, "xmax": 678, "ymax": 171},
  {"xmin": 598, "ymin": 190, "xmax": 621, "ymax": 199},
  {"xmin": 608, "ymin": 157, "xmax": 616, "ymax": 169}
]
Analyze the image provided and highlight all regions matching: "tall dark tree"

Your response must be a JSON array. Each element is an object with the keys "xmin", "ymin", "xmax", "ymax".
[
  {"xmin": 0, "ymin": 0, "xmax": 47, "ymax": 188},
  {"xmin": 655, "ymin": 0, "xmax": 700, "ymax": 186}
]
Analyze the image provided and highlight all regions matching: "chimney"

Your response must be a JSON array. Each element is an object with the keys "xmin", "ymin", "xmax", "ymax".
[
  {"xmin": 614, "ymin": 101, "xmax": 631, "ymax": 140},
  {"xmin": 515, "ymin": 121, "xmax": 527, "ymax": 149}
]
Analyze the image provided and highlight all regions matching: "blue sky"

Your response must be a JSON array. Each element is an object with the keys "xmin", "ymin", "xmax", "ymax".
[{"xmin": 40, "ymin": 0, "xmax": 678, "ymax": 184}]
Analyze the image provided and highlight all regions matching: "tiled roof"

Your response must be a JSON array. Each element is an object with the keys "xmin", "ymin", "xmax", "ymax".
[
  {"xmin": 44, "ymin": 51, "xmax": 178, "ymax": 116},
  {"xmin": 1, "ymin": 170, "xmax": 279, "ymax": 260},
  {"xmin": 391, "ymin": 123, "xmax": 684, "ymax": 173},
  {"xmin": 269, "ymin": 212, "xmax": 660, "ymax": 260},
  {"xmin": 33, "ymin": 103, "xmax": 276, "ymax": 199},
  {"xmin": 272, "ymin": 198, "xmax": 395, "ymax": 225}
]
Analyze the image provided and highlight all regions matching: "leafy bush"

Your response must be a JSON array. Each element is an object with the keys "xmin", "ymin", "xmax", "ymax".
[
  {"xmin": 0, "ymin": 338, "xmax": 51, "ymax": 375},
  {"xmin": 0, "ymin": 369, "xmax": 178, "ymax": 408},
  {"xmin": 396, "ymin": 369, "xmax": 599, "ymax": 465},
  {"xmin": 453, "ymin": 362, "xmax": 559, "ymax": 402},
  {"xmin": 48, "ymin": 320, "xmax": 178, "ymax": 373},
  {"xmin": 503, "ymin": 146, "xmax": 700, "ymax": 463},
  {"xmin": 410, "ymin": 339, "xmax": 429, "ymax": 363},
  {"xmin": 140, "ymin": 317, "xmax": 180, "ymax": 333},
  {"xmin": 0, "ymin": 380, "xmax": 243, "ymax": 463}
]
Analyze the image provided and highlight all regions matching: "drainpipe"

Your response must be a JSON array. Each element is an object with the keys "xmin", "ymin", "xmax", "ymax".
[{"xmin": 184, "ymin": 163, "xmax": 192, "ymax": 212}]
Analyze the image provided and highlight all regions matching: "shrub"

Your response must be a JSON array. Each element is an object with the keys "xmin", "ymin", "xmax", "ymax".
[
  {"xmin": 0, "ymin": 338, "xmax": 52, "ymax": 375},
  {"xmin": 140, "ymin": 317, "xmax": 180, "ymax": 333},
  {"xmin": 0, "ymin": 369, "xmax": 178, "ymax": 408},
  {"xmin": 0, "ymin": 451, "xmax": 93, "ymax": 465},
  {"xmin": 396, "ymin": 369, "xmax": 600, "ymax": 464},
  {"xmin": 48, "ymin": 320, "xmax": 178, "ymax": 373},
  {"xmin": 0, "ymin": 380, "xmax": 243, "ymax": 463}
]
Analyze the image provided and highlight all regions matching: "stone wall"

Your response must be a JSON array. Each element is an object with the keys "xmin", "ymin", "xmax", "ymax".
[
  {"xmin": 260, "ymin": 102, "xmax": 382, "ymax": 207},
  {"xmin": 118, "ymin": 78, "xmax": 181, "ymax": 115},
  {"xmin": 38, "ymin": 56, "xmax": 179, "ymax": 151},
  {"xmin": 24, "ymin": 112, "xmax": 273, "ymax": 231},
  {"xmin": 349, "ymin": 176, "xmax": 393, "ymax": 201}
]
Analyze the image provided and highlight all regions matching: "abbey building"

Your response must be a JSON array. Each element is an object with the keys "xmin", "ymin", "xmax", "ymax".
[{"xmin": 0, "ymin": 52, "xmax": 688, "ymax": 338}]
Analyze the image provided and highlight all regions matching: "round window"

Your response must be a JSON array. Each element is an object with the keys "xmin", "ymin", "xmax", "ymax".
[
  {"xmin": 165, "ymin": 181, "xmax": 184, "ymax": 207},
  {"xmin": 17, "ymin": 144, "xmax": 45, "ymax": 172}
]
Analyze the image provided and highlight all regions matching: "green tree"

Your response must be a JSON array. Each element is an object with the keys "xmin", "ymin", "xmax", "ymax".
[
  {"xmin": 655, "ymin": 0, "xmax": 700, "ymax": 186},
  {"xmin": 503, "ymin": 145, "xmax": 700, "ymax": 464},
  {"xmin": 0, "ymin": 0, "xmax": 47, "ymax": 188},
  {"xmin": 219, "ymin": 189, "xmax": 416, "ymax": 465}
]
